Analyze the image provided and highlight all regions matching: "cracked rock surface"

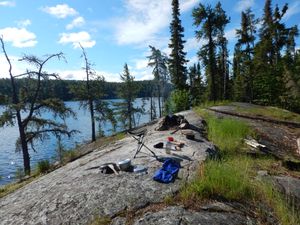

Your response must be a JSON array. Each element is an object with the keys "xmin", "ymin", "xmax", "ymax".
[
  {"xmin": 132, "ymin": 206, "xmax": 255, "ymax": 225},
  {"xmin": 0, "ymin": 110, "xmax": 216, "ymax": 225}
]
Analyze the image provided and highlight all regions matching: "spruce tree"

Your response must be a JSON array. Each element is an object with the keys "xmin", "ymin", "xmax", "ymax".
[
  {"xmin": 234, "ymin": 9, "xmax": 257, "ymax": 102},
  {"xmin": 193, "ymin": 1, "xmax": 229, "ymax": 101},
  {"xmin": 115, "ymin": 63, "xmax": 141, "ymax": 130},
  {"xmin": 168, "ymin": 0, "xmax": 188, "ymax": 91},
  {"xmin": 147, "ymin": 46, "xmax": 169, "ymax": 117},
  {"xmin": 253, "ymin": 0, "xmax": 290, "ymax": 105}
]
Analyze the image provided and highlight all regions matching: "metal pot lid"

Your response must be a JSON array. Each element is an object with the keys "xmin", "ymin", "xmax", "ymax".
[
  {"xmin": 118, "ymin": 158, "xmax": 131, "ymax": 165},
  {"xmin": 133, "ymin": 165, "xmax": 148, "ymax": 173}
]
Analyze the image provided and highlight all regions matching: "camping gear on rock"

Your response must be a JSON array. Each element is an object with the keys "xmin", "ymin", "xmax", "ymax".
[
  {"xmin": 118, "ymin": 159, "xmax": 131, "ymax": 171},
  {"xmin": 167, "ymin": 136, "xmax": 174, "ymax": 142},
  {"xmin": 133, "ymin": 165, "xmax": 148, "ymax": 175},
  {"xmin": 154, "ymin": 142, "xmax": 164, "ymax": 148},
  {"xmin": 156, "ymin": 115, "xmax": 186, "ymax": 131},
  {"xmin": 185, "ymin": 132, "xmax": 195, "ymax": 140},
  {"xmin": 165, "ymin": 141, "xmax": 172, "ymax": 154},
  {"xmin": 100, "ymin": 163, "xmax": 119, "ymax": 175},
  {"xmin": 128, "ymin": 128, "xmax": 158, "ymax": 159},
  {"xmin": 153, "ymin": 158, "xmax": 180, "ymax": 183}
]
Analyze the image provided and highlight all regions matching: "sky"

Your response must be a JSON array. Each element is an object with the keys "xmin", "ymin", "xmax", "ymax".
[{"xmin": 0, "ymin": 0, "xmax": 299, "ymax": 82}]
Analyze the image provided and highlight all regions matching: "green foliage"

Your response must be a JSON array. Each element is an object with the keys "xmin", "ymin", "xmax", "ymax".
[
  {"xmin": 168, "ymin": 0, "xmax": 188, "ymax": 91},
  {"xmin": 251, "ymin": 1, "xmax": 298, "ymax": 107},
  {"xmin": 15, "ymin": 167, "xmax": 25, "ymax": 182},
  {"xmin": 36, "ymin": 160, "xmax": 51, "ymax": 174},
  {"xmin": 148, "ymin": 45, "xmax": 169, "ymax": 117},
  {"xmin": 166, "ymin": 90, "xmax": 190, "ymax": 114},
  {"xmin": 183, "ymin": 108, "xmax": 300, "ymax": 224},
  {"xmin": 234, "ymin": 9, "xmax": 257, "ymax": 102},
  {"xmin": 188, "ymin": 63, "xmax": 205, "ymax": 106},
  {"xmin": 181, "ymin": 157, "xmax": 256, "ymax": 201},
  {"xmin": 0, "ymin": 38, "xmax": 77, "ymax": 175},
  {"xmin": 62, "ymin": 150, "xmax": 79, "ymax": 163},
  {"xmin": 114, "ymin": 63, "xmax": 142, "ymax": 130},
  {"xmin": 193, "ymin": 2, "xmax": 230, "ymax": 101},
  {"xmin": 196, "ymin": 108, "xmax": 251, "ymax": 154}
]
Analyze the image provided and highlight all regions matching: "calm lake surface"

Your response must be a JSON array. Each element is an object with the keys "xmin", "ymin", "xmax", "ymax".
[{"xmin": 0, "ymin": 98, "xmax": 159, "ymax": 186}]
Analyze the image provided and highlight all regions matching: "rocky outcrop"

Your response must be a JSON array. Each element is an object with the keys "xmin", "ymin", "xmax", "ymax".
[
  {"xmin": 273, "ymin": 175, "xmax": 300, "ymax": 210},
  {"xmin": 131, "ymin": 205, "xmax": 255, "ymax": 225},
  {"xmin": 0, "ymin": 110, "xmax": 217, "ymax": 225}
]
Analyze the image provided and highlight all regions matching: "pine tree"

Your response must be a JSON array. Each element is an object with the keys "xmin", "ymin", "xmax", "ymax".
[
  {"xmin": 234, "ymin": 9, "xmax": 257, "ymax": 102},
  {"xmin": 168, "ymin": 0, "xmax": 188, "ymax": 91},
  {"xmin": 215, "ymin": 2, "xmax": 230, "ymax": 100},
  {"xmin": 193, "ymin": 1, "xmax": 229, "ymax": 101},
  {"xmin": 70, "ymin": 45, "xmax": 116, "ymax": 142},
  {"xmin": 0, "ymin": 38, "xmax": 76, "ymax": 175},
  {"xmin": 115, "ymin": 64, "xmax": 141, "ymax": 130},
  {"xmin": 188, "ymin": 63, "xmax": 204, "ymax": 105},
  {"xmin": 147, "ymin": 46, "xmax": 169, "ymax": 117},
  {"xmin": 253, "ymin": 0, "xmax": 290, "ymax": 105}
]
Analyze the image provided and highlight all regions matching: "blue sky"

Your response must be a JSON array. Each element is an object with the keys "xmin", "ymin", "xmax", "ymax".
[{"xmin": 0, "ymin": 0, "xmax": 299, "ymax": 82}]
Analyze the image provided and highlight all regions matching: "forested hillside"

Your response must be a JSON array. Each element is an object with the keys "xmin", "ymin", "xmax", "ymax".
[{"xmin": 0, "ymin": 78, "xmax": 171, "ymax": 102}]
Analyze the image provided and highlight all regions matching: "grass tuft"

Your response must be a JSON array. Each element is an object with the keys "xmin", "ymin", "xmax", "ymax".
[
  {"xmin": 89, "ymin": 215, "xmax": 111, "ymax": 225},
  {"xmin": 182, "ymin": 107, "xmax": 300, "ymax": 225},
  {"xmin": 181, "ymin": 156, "xmax": 256, "ymax": 202},
  {"xmin": 36, "ymin": 160, "xmax": 51, "ymax": 174},
  {"xmin": 195, "ymin": 108, "xmax": 253, "ymax": 154}
]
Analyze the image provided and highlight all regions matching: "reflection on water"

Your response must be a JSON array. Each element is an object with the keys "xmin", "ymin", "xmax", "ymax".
[{"xmin": 0, "ymin": 98, "xmax": 159, "ymax": 186}]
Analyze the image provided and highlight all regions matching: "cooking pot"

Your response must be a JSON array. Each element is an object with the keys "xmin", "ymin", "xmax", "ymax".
[{"xmin": 118, "ymin": 158, "xmax": 131, "ymax": 171}]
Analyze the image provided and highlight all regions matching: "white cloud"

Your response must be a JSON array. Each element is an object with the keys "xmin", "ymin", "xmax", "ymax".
[
  {"xmin": 17, "ymin": 19, "xmax": 31, "ymax": 27},
  {"xmin": 181, "ymin": 0, "xmax": 200, "ymax": 12},
  {"xmin": 185, "ymin": 37, "xmax": 206, "ymax": 52},
  {"xmin": 0, "ymin": 27, "xmax": 37, "ymax": 48},
  {"xmin": 114, "ymin": 0, "xmax": 171, "ymax": 45},
  {"xmin": 0, "ymin": 55, "xmax": 25, "ymax": 78},
  {"xmin": 42, "ymin": 4, "xmax": 77, "ymax": 19},
  {"xmin": 114, "ymin": 0, "xmax": 198, "ymax": 46},
  {"xmin": 187, "ymin": 55, "xmax": 199, "ymax": 67},
  {"xmin": 58, "ymin": 69, "xmax": 120, "ymax": 82},
  {"xmin": 58, "ymin": 31, "xmax": 96, "ymax": 49},
  {"xmin": 284, "ymin": 2, "xmax": 300, "ymax": 21},
  {"xmin": 235, "ymin": 0, "xmax": 255, "ymax": 12},
  {"xmin": 66, "ymin": 17, "xmax": 85, "ymax": 30},
  {"xmin": 135, "ymin": 59, "xmax": 149, "ymax": 70},
  {"xmin": 225, "ymin": 28, "xmax": 237, "ymax": 42},
  {"xmin": 0, "ymin": 1, "xmax": 15, "ymax": 7}
]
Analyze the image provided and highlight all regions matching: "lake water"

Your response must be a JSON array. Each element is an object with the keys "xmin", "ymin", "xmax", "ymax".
[{"xmin": 0, "ymin": 98, "xmax": 159, "ymax": 186}]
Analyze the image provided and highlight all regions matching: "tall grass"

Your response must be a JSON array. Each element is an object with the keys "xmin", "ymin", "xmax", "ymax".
[
  {"xmin": 181, "ymin": 108, "xmax": 300, "ymax": 225},
  {"xmin": 181, "ymin": 156, "xmax": 256, "ymax": 201},
  {"xmin": 196, "ymin": 108, "xmax": 252, "ymax": 154}
]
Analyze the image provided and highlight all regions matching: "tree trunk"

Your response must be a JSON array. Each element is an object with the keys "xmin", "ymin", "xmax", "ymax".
[
  {"xmin": 157, "ymin": 84, "xmax": 162, "ymax": 118},
  {"xmin": 128, "ymin": 101, "xmax": 132, "ymax": 130},
  {"xmin": 89, "ymin": 99, "xmax": 96, "ymax": 142},
  {"xmin": 17, "ymin": 116, "xmax": 31, "ymax": 175},
  {"xmin": 208, "ymin": 30, "xmax": 216, "ymax": 102},
  {"xmin": 21, "ymin": 140, "xmax": 31, "ymax": 175}
]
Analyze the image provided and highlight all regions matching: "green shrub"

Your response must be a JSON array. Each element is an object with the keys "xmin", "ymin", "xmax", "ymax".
[
  {"xmin": 165, "ymin": 89, "xmax": 190, "ymax": 114},
  {"xmin": 15, "ymin": 167, "xmax": 25, "ymax": 181},
  {"xmin": 37, "ymin": 160, "xmax": 51, "ymax": 174},
  {"xmin": 62, "ymin": 150, "xmax": 79, "ymax": 163}
]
